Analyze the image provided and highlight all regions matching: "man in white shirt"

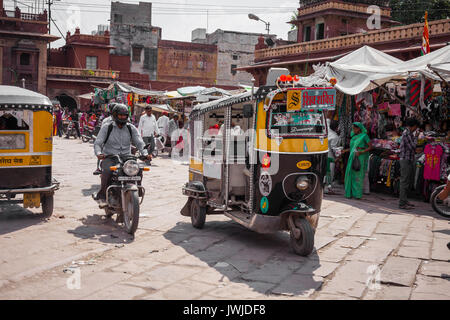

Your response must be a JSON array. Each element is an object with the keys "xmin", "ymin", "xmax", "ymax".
[
  {"xmin": 138, "ymin": 106, "xmax": 159, "ymax": 154},
  {"xmin": 325, "ymin": 119, "xmax": 340, "ymax": 194},
  {"xmin": 157, "ymin": 111, "xmax": 170, "ymax": 141}
]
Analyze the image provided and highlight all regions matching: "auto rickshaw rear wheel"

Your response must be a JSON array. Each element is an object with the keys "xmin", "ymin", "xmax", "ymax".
[
  {"xmin": 289, "ymin": 216, "xmax": 314, "ymax": 256},
  {"xmin": 41, "ymin": 193, "xmax": 54, "ymax": 217},
  {"xmin": 190, "ymin": 198, "xmax": 206, "ymax": 229}
]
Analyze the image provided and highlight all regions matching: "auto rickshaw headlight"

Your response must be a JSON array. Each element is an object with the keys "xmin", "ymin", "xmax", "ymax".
[
  {"xmin": 123, "ymin": 160, "xmax": 139, "ymax": 176},
  {"xmin": 296, "ymin": 176, "xmax": 310, "ymax": 191}
]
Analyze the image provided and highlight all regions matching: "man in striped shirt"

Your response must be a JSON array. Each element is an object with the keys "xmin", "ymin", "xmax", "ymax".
[{"xmin": 399, "ymin": 118, "xmax": 419, "ymax": 209}]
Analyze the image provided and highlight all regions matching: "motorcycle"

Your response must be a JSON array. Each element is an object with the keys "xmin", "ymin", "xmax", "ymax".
[
  {"xmin": 65, "ymin": 120, "xmax": 79, "ymax": 139},
  {"xmin": 81, "ymin": 125, "xmax": 100, "ymax": 143},
  {"xmin": 101, "ymin": 154, "xmax": 149, "ymax": 234},
  {"xmin": 430, "ymin": 169, "xmax": 450, "ymax": 218}
]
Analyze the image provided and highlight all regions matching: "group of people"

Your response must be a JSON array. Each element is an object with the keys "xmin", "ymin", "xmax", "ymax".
[
  {"xmin": 53, "ymin": 105, "xmax": 100, "ymax": 138},
  {"xmin": 326, "ymin": 117, "xmax": 423, "ymax": 210}
]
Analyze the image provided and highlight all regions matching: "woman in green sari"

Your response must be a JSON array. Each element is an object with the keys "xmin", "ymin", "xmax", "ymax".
[{"xmin": 342, "ymin": 122, "xmax": 373, "ymax": 199}]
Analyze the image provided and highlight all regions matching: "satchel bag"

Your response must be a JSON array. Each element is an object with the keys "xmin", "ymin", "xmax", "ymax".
[{"xmin": 352, "ymin": 154, "xmax": 361, "ymax": 171}]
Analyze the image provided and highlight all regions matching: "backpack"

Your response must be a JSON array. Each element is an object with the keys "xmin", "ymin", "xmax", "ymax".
[{"xmin": 103, "ymin": 122, "xmax": 133, "ymax": 145}]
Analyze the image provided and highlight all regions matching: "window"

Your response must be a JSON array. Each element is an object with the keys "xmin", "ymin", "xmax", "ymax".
[
  {"xmin": 132, "ymin": 46, "xmax": 142, "ymax": 62},
  {"xmin": 303, "ymin": 25, "xmax": 311, "ymax": 42},
  {"xmin": 231, "ymin": 64, "xmax": 237, "ymax": 76},
  {"xmin": 316, "ymin": 23, "xmax": 325, "ymax": 40},
  {"xmin": 86, "ymin": 56, "xmax": 97, "ymax": 70},
  {"xmin": 143, "ymin": 48, "xmax": 158, "ymax": 72},
  {"xmin": 114, "ymin": 14, "xmax": 122, "ymax": 23},
  {"xmin": 20, "ymin": 53, "xmax": 30, "ymax": 66},
  {"xmin": 232, "ymin": 54, "xmax": 238, "ymax": 60}
]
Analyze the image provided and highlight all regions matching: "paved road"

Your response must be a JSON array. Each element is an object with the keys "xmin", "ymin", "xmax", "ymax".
[{"xmin": 0, "ymin": 137, "xmax": 449, "ymax": 299}]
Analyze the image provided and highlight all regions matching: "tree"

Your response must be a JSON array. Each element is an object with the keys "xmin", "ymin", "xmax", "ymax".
[{"xmin": 390, "ymin": 0, "xmax": 450, "ymax": 25}]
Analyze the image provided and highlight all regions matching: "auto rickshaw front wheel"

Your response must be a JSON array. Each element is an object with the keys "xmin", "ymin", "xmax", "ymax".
[
  {"xmin": 190, "ymin": 199, "xmax": 206, "ymax": 229},
  {"xmin": 288, "ymin": 215, "xmax": 314, "ymax": 256},
  {"xmin": 41, "ymin": 193, "xmax": 54, "ymax": 218}
]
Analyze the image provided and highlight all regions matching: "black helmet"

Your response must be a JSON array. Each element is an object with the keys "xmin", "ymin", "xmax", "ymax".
[{"xmin": 112, "ymin": 103, "xmax": 129, "ymax": 125}]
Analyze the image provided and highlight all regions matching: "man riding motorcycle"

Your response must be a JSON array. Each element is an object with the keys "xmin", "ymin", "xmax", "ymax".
[{"xmin": 92, "ymin": 104, "xmax": 151, "ymax": 205}]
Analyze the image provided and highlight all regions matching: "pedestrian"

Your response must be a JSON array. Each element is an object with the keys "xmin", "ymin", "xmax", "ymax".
[
  {"xmin": 80, "ymin": 112, "xmax": 88, "ymax": 135},
  {"xmin": 157, "ymin": 111, "xmax": 170, "ymax": 141},
  {"xmin": 55, "ymin": 105, "xmax": 63, "ymax": 137},
  {"xmin": 325, "ymin": 119, "xmax": 341, "ymax": 195},
  {"xmin": 70, "ymin": 109, "xmax": 81, "ymax": 138},
  {"xmin": 341, "ymin": 122, "xmax": 372, "ymax": 199},
  {"xmin": 138, "ymin": 106, "xmax": 159, "ymax": 155},
  {"xmin": 398, "ymin": 118, "xmax": 419, "ymax": 209}
]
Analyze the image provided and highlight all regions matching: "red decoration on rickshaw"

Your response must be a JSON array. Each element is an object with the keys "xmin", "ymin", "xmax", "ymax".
[
  {"xmin": 279, "ymin": 75, "xmax": 287, "ymax": 82},
  {"xmin": 262, "ymin": 153, "xmax": 271, "ymax": 169}
]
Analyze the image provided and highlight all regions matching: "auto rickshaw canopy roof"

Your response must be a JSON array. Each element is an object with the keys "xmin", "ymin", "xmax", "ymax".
[
  {"xmin": 0, "ymin": 85, "xmax": 53, "ymax": 111},
  {"xmin": 189, "ymin": 91, "xmax": 252, "ymax": 120}
]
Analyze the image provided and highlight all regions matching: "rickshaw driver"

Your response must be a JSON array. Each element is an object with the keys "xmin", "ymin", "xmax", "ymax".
[{"xmin": 92, "ymin": 104, "xmax": 151, "ymax": 205}]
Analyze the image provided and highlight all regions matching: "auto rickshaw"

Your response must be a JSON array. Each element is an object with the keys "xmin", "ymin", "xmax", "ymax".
[
  {"xmin": 181, "ymin": 68, "xmax": 337, "ymax": 256},
  {"xmin": 0, "ymin": 85, "xmax": 59, "ymax": 216}
]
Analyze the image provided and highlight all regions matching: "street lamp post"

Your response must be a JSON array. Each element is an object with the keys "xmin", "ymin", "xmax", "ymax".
[{"xmin": 248, "ymin": 13, "xmax": 270, "ymax": 35}]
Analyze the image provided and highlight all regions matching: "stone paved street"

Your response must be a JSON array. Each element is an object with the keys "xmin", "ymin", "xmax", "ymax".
[{"xmin": 0, "ymin": 137, "xmax": 449, "ymax": 300}]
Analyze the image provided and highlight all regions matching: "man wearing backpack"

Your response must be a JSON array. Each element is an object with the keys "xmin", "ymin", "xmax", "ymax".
[{"xmin": 92, "ymin": 104, "xmax": 151, "ymax": 204}]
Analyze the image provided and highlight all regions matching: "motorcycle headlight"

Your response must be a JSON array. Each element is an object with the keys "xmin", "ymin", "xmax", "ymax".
[
  {"xmin": 123, "ymin": 160, "xmax": 139, "ymax": 176},
  {"xmin": 296, "ymin": 176, "xmax": 310, "ymax": 191}
]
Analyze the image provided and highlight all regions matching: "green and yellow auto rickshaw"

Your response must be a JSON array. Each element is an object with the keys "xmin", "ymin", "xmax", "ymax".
[{"xmin": 181, "ymin": 69, "xmax": 337, "ymax": 255}]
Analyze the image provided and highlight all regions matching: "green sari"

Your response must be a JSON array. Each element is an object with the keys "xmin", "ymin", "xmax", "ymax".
[{"xmin": 345, "ymin": 122, "xmax": 370, "ymax": 199}]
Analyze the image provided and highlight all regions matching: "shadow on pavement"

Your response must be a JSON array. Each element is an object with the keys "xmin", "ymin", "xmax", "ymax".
[
  {"xmin": 68, "ymin": 213, "xmax": 134, "ymax": 244},
  {"xmin": 0, "ymin": 203, "xmax": 47, "ymax": 235},
  {"xmin": 81, "ymin": 184, "xmax": 101, "ymax": 197},
  {"xmin": 163, "ymin": 221, "xmax": 322, "ymax": 297}
]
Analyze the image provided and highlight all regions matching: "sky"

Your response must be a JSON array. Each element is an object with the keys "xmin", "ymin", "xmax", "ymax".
[{"xmin": 4, "ymin": 0, "xmax": 299, "ymax": 48}]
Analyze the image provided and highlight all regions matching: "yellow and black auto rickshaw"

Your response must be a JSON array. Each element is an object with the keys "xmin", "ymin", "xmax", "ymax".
[
  {"xmin": 181, "ymin": 69, "xmax": 337, "ymax": 256},
  {"xmin": 0, "ymin": 85, "xmax": 59, "ymax": 216}
]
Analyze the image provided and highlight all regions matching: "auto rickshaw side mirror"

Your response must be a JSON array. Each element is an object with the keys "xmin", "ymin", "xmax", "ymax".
[{"xmin": 243, "ymin": 104, "xmax": 253, "ymax": 118}]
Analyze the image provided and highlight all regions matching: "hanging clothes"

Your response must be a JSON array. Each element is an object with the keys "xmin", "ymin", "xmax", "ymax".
[{"xmin": 424, "ymin": 144, "xmax": 444, "ymax": 181}]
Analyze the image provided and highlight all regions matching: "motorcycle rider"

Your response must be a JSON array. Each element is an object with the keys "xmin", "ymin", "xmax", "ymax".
[{"xmin": 92, "ymin": 104, "xmax": 151, "ymax": 205}]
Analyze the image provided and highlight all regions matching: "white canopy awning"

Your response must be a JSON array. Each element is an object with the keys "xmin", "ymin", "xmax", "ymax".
[{"xmin": 326, "ymin": 45, "xmax": 450, "ymax": 95}]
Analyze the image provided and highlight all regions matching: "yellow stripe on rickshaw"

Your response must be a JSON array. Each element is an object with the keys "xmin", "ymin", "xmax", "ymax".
[{"xmin": 0, "ymin": 155, "xmax": 52, "ymax": 167}]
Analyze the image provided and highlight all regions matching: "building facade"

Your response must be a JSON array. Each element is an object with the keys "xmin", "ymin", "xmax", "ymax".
[
  {"xmin": 192, "ymin": 28, "xmax": 277, "ymax": 86},
  {"xmin": 47, "ymin": 28, "xmax": 149, "ymax": 111},
  {"xmin": 157, "ymin": 40, "xmax": 217, "ymax": 85},
  {"xmin": 109, "ymin": 1, "xmax": 162, "ymax": 80},
  {"xmin": 239, "ymin": 0, "xmax": 450, "ymax": 86},
  {"xmin": 0, "ymin": 1, "xmax": 58, "ymax": 94}
]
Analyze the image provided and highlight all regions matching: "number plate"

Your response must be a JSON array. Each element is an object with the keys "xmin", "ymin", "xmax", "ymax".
[{"xmin": 118, "ymin": 176, "xmax": 141, "ymax": 181}]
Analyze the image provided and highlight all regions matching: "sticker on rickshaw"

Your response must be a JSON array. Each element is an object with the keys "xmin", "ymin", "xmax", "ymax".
[
  {"xmin": 260, "ymin": 197, "xmax": 269, "ymax": 214},
  {"xmin": 259, "ymin": 172, "xmax": 272, "ymax": 196},
  {"xmin": 29, "ymin": 156, "xmax": 41, "ymax": 165},
  {"xmin": 297, "ymin": 160, "xmax": 312, "ymax": 170},
  {"xmin": 261, "ymin": 153, "xmax": 271, "ymax": 169},
  {"xmin": 301, "ymin": 88, "xmax": 336, "ymax": 110},
  {"xmin": 287, "ymin": 90, "xmax": 301, "ymax": 111}
]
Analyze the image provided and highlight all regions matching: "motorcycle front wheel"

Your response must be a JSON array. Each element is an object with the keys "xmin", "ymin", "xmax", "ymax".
[
  {"xmin": 123, "ymin": 190, "xmax": 140, "ymax": 234},
  {"xmin": 430, "ymin": 185, "xmax": 450, "ymax": 218}
]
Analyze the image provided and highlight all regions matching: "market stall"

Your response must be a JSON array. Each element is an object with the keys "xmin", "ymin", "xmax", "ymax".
[{"xmin": 324, "ymin": 45, "xmax": 450, "ymax": 199}]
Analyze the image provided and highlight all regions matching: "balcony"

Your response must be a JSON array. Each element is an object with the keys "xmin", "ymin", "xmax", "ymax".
[
  {"xmin": 1, "ymin": 8, "xmax": 47, "ymax": 22},
  {"xmin": 47, "ymin": 67, "xmax": 119, "ymax": 79},
  {"xmin": 255, "ymin": 19, "xmax": 450, "ymax": 61},
  {"xmin": 297, "ymin": 0, "xmax": 391, "ymax": 18}
]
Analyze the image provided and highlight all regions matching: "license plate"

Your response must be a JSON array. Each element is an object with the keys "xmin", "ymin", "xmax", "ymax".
[
  {"xmin": 24, "ymin": 193, "xmax": 40, "ymax": 208},
  {"xmin": 118, "ymin": 176, "xmax": 141, "ymax": 181}
]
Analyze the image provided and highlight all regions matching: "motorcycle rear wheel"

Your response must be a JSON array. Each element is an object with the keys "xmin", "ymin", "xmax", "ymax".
[
  {"xmin": 431, "ymin": 185, "xmax": 450, "ymax": 218},
  {"xmin": 123, "ymin": 190, "xmax": 140, "ymax": 234}
]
